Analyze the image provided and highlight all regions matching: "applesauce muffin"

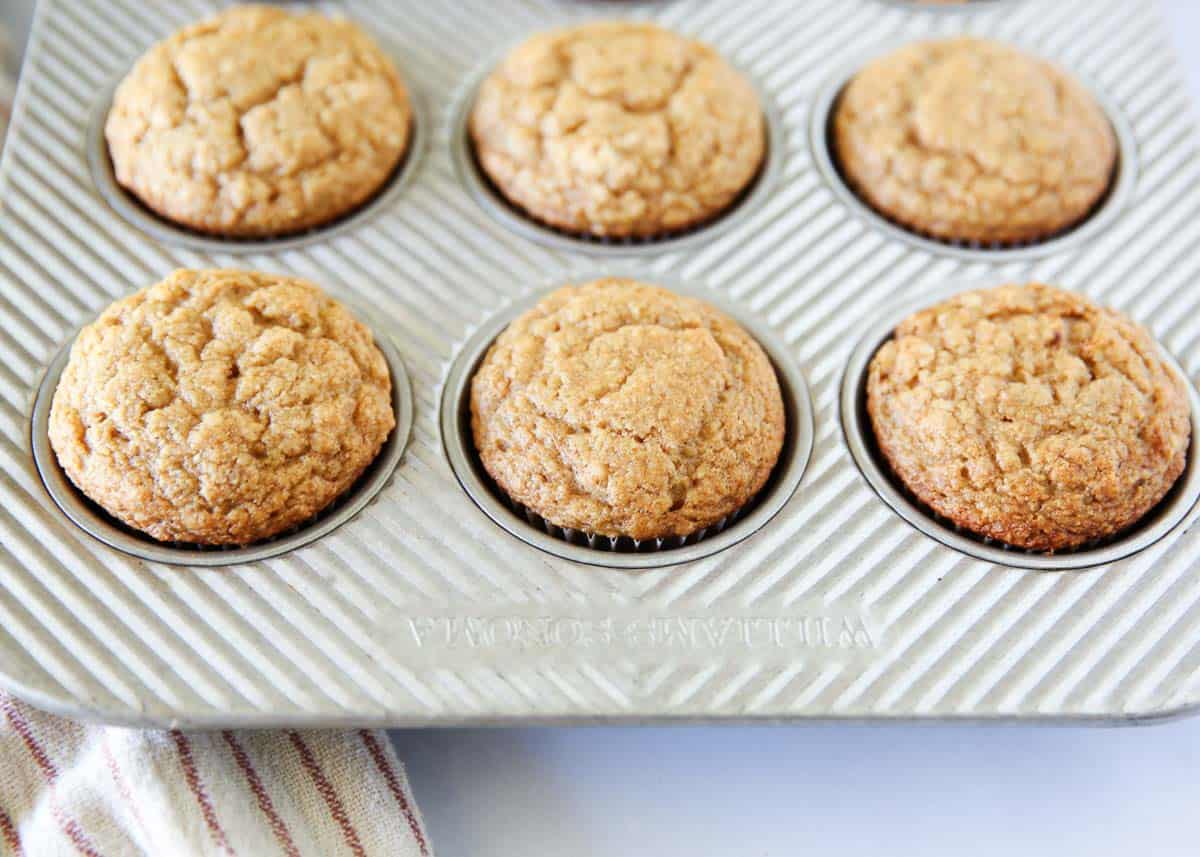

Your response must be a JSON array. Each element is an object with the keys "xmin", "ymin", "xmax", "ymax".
[
  {"xmin": 48, "ymin": 269, "xmax": 395, "ymax": 545},
  {"xmin": 470, "ymin": 279, "xmax": 785, "ymax": 541},
  {"xmin": 867, "ymin": 284, "xmax": 1191, "ymax": 551},
  {"xmin": 468, "ymin": 22, "xmax": 765, "ymax": 239},
  {"xmin": 834, "ymin": 39, "xmax": 1117, "ymax": 245},
  {"xmin": 105, "ymin": 5, "xmax": 412, "ymax": 238}
]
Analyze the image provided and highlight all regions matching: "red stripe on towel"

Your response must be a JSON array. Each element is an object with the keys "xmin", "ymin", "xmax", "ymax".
[
  {"xmin": 222, "ymin": 731, "xmax": 301, "ymax": 857},
  {"xmin": 0, "ymin": 805, "xmax": 23, "ymax": 856},
  {"xmin": 171, "ymin": 731, "xmax": 235, "ymax": 856},
  {"xmin": 100, "ymin": 733, "xmax": 152, "ymax": 848},
  {"xmin": 359, "ymin": 730, "xmax": 429, "ymax": 855},
  {"xmin": 288, "ymin": 731, "xmax": 366, "ymax": 857},
  {"xmin": 1, "ymin": 697, "xmax": 101, "ymax": 857}
]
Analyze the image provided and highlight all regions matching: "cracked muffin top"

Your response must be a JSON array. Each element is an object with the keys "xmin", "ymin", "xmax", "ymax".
[
  {"xmin": 834, "ymin": 39, "xmax": 1117, "ymax": 245},
  {"xmin": 48, "ymin": 269, "xmax": 395, "ymax": 545},
  {"xmin": 867, "ymin": 284, "xmax": 1191, "ymax": 551},
  {"xmin": 105, "ymin": 4, "xmax": 411, "ymax": 238},
  {"xmin": 470, "ymin": 279, "xmax": 785, "ymax": 541},
  {"xmin": 468, "ymin": 22, "xmax": 765, "ymax": 239}
]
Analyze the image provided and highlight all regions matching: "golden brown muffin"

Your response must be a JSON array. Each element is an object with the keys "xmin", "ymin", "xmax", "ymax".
[
  {"xmin": 834, "ymin": 39, "xmax": 1117, "ymax": 245},
  {"xmin": 867, "ymin": 284, "xmax": 1191, "ymax": 551},
  {"xmin": 48, "ymin": 269, "xmax": 395, "ymax": 545},
  {"xmin": 468, "ymin": 22, "xmax": 765, "ymax": 239},
  {"xmin": 105, "ymin": 5, "xmax": 412, "ymax": 238},
  {"xmin": 470, "ymin": 279, "xmax": 785, "ymax": 541}
]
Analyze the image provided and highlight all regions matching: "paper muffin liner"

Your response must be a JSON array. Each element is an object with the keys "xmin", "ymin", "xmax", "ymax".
[
  {"xmin": 823, "ymin": 94, "xmax": 1122, "ymax": 253},
  {"xmin": 496, "ymin": 489, "xmax": 750, "ymax": 556},
  {"xmin": 38, "ymin": 413, "xmax": 407, "ymax": 565},
  {"xmin": 867, "ymin": 440, "xmax": 1184, "ymax": 558},
  {"xmin": 65, "ymin": 460, "xmax": 383, "ymax": 553},
  {"xmin": 827, "ymin": 130, "xmax": 1121, "ymax": 254},
  {"xmin": 464, "ymin": 138, "xmax": 771, "ymax": 249}
]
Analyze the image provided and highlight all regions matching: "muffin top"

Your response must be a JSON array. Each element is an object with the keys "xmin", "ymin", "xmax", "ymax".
[
  {"xmin": 469, "ymin": 22, "xmax": 765, "ymax": 239},
  {"xmin": 867, "ymin": 284, "xmax": 1191, "ymax": 551},
  {"xmin": 49, "ymin": 269, "xmax": 395, "ymax": 545},
  {"xmin": 834, "ymin": 39, "xmax": 1117, "ymax": 245},
  {"xmin": 105, "ymin": 4, "xmax": 411, "ymax": 238},
  {"xmin": 470, "ymin": 279, "xmax": 785, "ymax": 541}
]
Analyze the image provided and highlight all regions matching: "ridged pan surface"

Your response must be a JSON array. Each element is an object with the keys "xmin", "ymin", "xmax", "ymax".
[{"xmin": 1, "ymin": 0, "xmax": 1199, "ymax": 727}]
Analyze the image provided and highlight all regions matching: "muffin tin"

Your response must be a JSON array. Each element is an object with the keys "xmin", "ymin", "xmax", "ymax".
[
  {"xmin": 878, "ymin": 0, "xmax": 1022, "ymax": 11},
  {"xmin": 1, "ymin": 0, "xmax": 1200, "ymax": 727}
]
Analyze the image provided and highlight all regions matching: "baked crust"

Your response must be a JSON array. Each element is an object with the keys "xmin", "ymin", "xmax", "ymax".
[
  {"xmin": 834, "ymin": 39, "xmax": 1117, "ymax": 245},
  {"xmin": 105, "ymin": 5, "xmax": 411, "ymax": 237},
  {"xmin": 48, "ymin": 269, "xmax": 395, "ymax": 545},
  {"xmin": 867, "ymin": 284, "xmax": 1191, "ymax": 551},
  {"xmin": 468, "ymin": 21, "xmax": 765, "ymax": 239},
  {"xmin": 470, "ymin": 279, "xmax": 785, "ymax": 540}
]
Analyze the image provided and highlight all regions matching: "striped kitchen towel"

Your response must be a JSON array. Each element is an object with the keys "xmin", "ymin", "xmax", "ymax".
[{"xmin": 0, "ymin": 693, "xmax": 431, "ymax": 856}]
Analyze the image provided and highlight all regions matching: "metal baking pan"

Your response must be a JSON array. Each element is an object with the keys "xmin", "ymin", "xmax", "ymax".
[{"xmin": 1, "ymin": 0, "xmax": 1199, "ymax": 728}]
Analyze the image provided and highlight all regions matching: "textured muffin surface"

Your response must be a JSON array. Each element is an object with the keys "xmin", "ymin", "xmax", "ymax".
[
  {"xmin": 105, "ymin": 4, "xmax": 411, "ymax": 237},
  {"xmin": 867, "ymin": 284, "xmax": 1191, "ymax": 551},
  {"xmin": 469, "ymin": 21, "xmax": 765, "ymax": 239},
  {"xmin": 48, "ymin": 269, "xmax": 395, "ymax": 545},
  {"xmin": 834, "ymin": 38, "xmax": 1117, "ymax": 244},
  {"xmin": 470, "ymin": 279, "xmax": 785, "ymax": 540}
]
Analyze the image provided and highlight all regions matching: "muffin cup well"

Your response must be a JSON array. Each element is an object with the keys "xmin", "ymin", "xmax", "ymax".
[
  {"xmin": 501, "ymin": 494, "xmax": 742, "ymax": 555},
  {"xmin": 809, "ymin": 39, "xmax": 1137, "ymax": 262},
  {"xmin": 87, "ymin": 58, "xmax": 428, "ymax": 253},
  {"xmin": 31, "ymin": 320, "xmax": 414, "ymax": 567},
  {"xmin": 449, "ymin": 52, "xmax": 785, "ymax": 258},
  {"xmin": 840, "ymin": 283, "xmax": 1200, "ymax": 571},
  {"xmin": 439, "ymin": 276, "xmax": 815, "ymax": 569}
]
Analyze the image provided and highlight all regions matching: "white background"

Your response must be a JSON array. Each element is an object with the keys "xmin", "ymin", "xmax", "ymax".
[{"xmin": 3, "ymin": 2, "xmax": 1200, "ymax": 856}]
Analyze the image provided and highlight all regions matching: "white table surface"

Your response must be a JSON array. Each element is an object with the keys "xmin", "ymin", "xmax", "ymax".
[{"xmin": 3, "ymin": 2, "xmax": 1200, "ymax": 855}]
